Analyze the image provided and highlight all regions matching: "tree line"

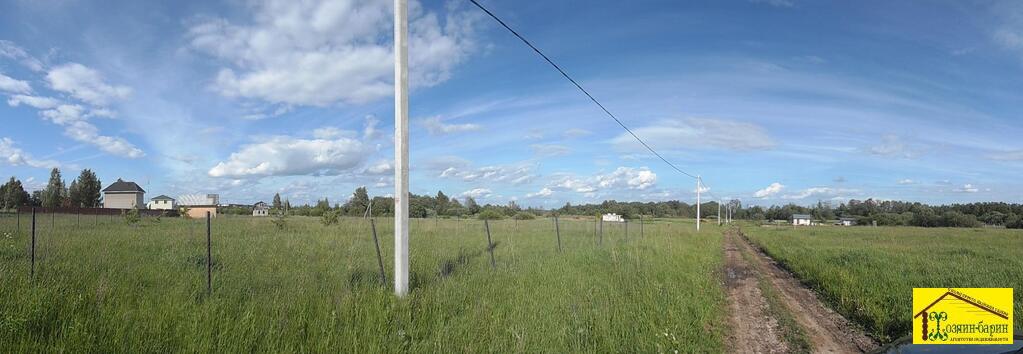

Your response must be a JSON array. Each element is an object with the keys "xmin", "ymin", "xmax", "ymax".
[
  {"xmin": 1, "ymin": 168, "xmax": 102, "ymax": 210},
  {"xmin": 5, "ymin": 174, "xmax": 1023, "ymax": 229}
]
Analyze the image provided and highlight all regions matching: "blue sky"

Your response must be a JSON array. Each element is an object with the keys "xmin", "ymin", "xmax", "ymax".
[{"xmin": 2, "ymin": 0, "xmax": 1023, "ymax": 207}]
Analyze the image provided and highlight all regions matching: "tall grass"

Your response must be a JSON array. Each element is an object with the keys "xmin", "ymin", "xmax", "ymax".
[
  {"xmin": 0, "ymin": 213, "xmax": 725, "ymax": 352},
  {"xmin": 743, "ymin": 225, "xmax": 1023, "ymax": 343}
]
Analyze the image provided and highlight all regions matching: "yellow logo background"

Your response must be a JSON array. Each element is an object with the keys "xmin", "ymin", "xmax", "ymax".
[{"xmin": 912, "ymin": 288, "xmax": 1013, "ymax": 345}]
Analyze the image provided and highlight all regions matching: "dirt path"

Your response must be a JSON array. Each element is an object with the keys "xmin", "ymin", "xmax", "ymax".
[
  {"xmin": 724, "ymin": 229, "xmax": 878, "ymax": 354},
  {"xmin": 723, "ymin": 229, "xmax": 790, "ymax": 353}
]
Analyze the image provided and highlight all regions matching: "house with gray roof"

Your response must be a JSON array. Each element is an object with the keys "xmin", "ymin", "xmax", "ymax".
[
  {"xmin": 791, "ymin": 214, "xmax": 813, "ymax": 226},
  {"xmin": 102, "ymin": 178, "xmax": 145, "ymax": 209}
]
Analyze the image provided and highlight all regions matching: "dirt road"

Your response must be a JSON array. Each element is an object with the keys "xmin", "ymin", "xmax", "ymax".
[{"xmin": 723, "ymin": 229, "xmax": 878, "ymax": 354}]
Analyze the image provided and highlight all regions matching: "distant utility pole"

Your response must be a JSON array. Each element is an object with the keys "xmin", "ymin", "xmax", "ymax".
[
  {"xmin": 718, "ymin": 199, "xmax": 722, "ymax": 226},
  {"xmin": 393, "ymin": 0, "xmax": 410, "ymax": 297},
  {"xmin": 696, "ymin": 176, "xmax": 701, "ymax": 232}
]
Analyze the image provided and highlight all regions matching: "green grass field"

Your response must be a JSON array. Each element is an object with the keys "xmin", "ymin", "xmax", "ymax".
[
  {"xmin": 743, "ymin": 225, "xmax": 1023, "ymax": 343},
  {"xmin": 0, "ymin": 213, "xmax": 726, "ymax": 352}
]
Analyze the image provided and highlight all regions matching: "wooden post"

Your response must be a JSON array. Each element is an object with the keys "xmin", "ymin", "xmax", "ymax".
[
  {"xmin": 640, "ymin": 215, "xmax": 644, "ymax": 238},
  {"xmin": 51, "ymin": 210, "xmax": 54, "ymax": 229},
  {"xmin": 554, "ymin": 216, "xmax": 562, "ymax": 253},
  {"xmin": 484, "ymin": 220, "xmax": 496, "ymax": 269},
  {"xmin": 16, "ymin": 209, "xmax": 19, "ymax": 234},
  {"xmin": 370, "ymin": 219, "xmax": 387, "ymax": 285},
  {"xmin": 31, "ymin": 208, "xmax": 36, "ymax": 278},
  {"xmin": 624, "ymin": 219, "xmax": 628, "ymax": 242},
  {"xmin": 206, "ymin": 211, "xmax": 212, "ymax": 294},
  {"xmin": 77, "ymin": 208, "xmax": 80, "ymax": 227},
  {"xmin": 599, "ymin": 217, "xmax": 603, "ymax": 246}
]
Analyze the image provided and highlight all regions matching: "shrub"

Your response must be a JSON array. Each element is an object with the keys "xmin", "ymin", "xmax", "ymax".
[
  {"xmin": 321, "ymin": 210, "xmax": 340, "ymax": 226},
  {"xmin": 512, "ymin": 212, "xmax": 535, "ymax": 220},
  {"xmin": 123, "ymin": 209, "xmax": 140, "ymax": 226},
  {"xmin": 271, "ymin": 213, "xmax": 287, "ymax": 230},
  {"xmin": 478, "ymin": 209, "xmax": 503, "ymax": 220}
]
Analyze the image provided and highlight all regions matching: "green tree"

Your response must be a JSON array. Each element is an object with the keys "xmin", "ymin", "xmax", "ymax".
[
  {"xmin": 273, "ymin": 193, "xmax": 282, "ymax": 210},
  {"xmin": 42, "ymin": 168, "xmax": 66, "ymax": 208},
  {"xmin": 465, "ymin": 196, "xmax": 480, "ymax": 215},
  {"xmin": 346, "ymin": 187, "xmax": 370, "ymax": 216},
  {"xmin": 67, "ymin": 169, "xmax": 102, "ymax": 207},
  {"xmin": 435, "ymin": 191, "xmax": 450, "ymax": 216},
  {"xmin": 0, "ymin": 177, "xmax": 23, "ymax": 209}
]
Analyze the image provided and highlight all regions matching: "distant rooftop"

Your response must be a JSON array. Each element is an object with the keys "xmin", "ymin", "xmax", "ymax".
[
  {"xmin": 102, "ymin": 178, "xmax": 145, "ymax": 193},
  {"xmin": 792, "ymin": 214, "xmax": 813, "ymax": 219},
  {"xmin": 151, "ymin": 195, "xmax": 174, "ymax": 201}
]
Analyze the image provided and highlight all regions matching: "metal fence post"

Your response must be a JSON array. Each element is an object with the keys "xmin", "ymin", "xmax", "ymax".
[
  {"xmin": 206, "ymin": 211, "xmax": 212, "ymax": 294},
  {"xmin": 31, "ymin": 208, "xmax": 36, "ymax": 278},
  {"xmin": 484, "ymin": 220, "xmax": 496, "ymax": 269},
  {"xmin": 370, "ymin": 219, "xmax": 386, "ymax": 285},
  {"xmin": 599, "ymin": 218, "xmax": 603, "ymax": 246},
  {"xmin": 554, "ymin": 216, "xmax": 562, "ymax": 253}
]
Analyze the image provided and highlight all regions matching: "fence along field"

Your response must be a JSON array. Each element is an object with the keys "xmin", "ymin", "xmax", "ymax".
[
  {"xmin": 0, "ymin": 212, "xmax": 725, "ymax": 352},
  {"xmin": 742, "ymin": 226, "xmax": 1023, "ymax": 343}
]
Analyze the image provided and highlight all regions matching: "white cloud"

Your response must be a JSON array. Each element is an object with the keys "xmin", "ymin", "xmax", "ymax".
[
  {"xmin": 30, "ymin": 103, "xmax": 145, "ymax": 159},
  {"xmin": 422, "ymin": 116, "xmax": 481, "ymax": 135},
  {"xmin": 596, "ymin": 167, "xmax": 657, "ymax": 190},
  {"xmin": 897, "ymin": 179, "xmax": 915, "ymax": 185},
  {"xmin": 867, "ymin": 134, "xmax": 920, "ymax": 159},
  {"xmin": 750, "ymin": 0, "xmax": 794, "ymax": 7},
  {"xmin": 753, "ymin": 182, "xmax": 785, "ymax": 198},
  {"xmin": 7, "ymin": 95, "xmax": 60, "ymax": 109},
  {"xmin": 0, "ymin": 40, "xmax": 44, "ymax": 71},
  {"xmin": 550, "ymin": 175, "xmax": 597, "ymax": 193},
  {"xmin": 209, "ymin": 136, "xmax": 368, "ymax": 177},
  {"xmin": 612, "ymin": 118, "xmax": 775, "ymax": 152},
  {"xmin": 312, "ymin": 127, "xmax": 355, "ymax": 139},
  {"xmin": 460, "ymin": 188, "xmax": 492, "ymax": 198},
  {"xmin": 530, "ymin": 143, "xmax": 571, "ymax": 157},
  {"xmin": 954, "ymin": 184, "xmax": 979, "ymax": 193},
  {"xmin": 0, "ymin": 72, "xmax": 31, "ymax": 94},
  {"xmin": 187, "ymin": 0, "xmax": 480, "ymax": 106},
  {"xmin": 0, "ymin": 137, "xmax": 59, "ymax": 168},
  {"xmin": 364, "ymin": 160, "xmax": 393, "ymax": 175},
  {"xmin": 989, "ymin": 150, "xmax": 1023, "ymax": 161},
  {"xmin": 526, "ymin": 187, "xmax": 554, "ymax": 198},
  {"xmin": 563, "ymin": 128, "xmax": 592, "ymax": 138},
  {"xmin": 438, "ymin": 163, "xmax": 535, "ymax": 185},
  {"xmin": 46, "ymin": 63, "xmax": 131, "ymax": 106},
  {"xmin": 782, "ymin": 187, "xmax": 858, "ymax": 200}
]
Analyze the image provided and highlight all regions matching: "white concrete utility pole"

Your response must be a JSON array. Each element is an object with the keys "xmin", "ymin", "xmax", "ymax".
[
  {"xmin": 696, "ymin": 176, "xmax": 701, "ymax": 232},
  {"xmin": 718, "ymin": 199, "xmax": 722, "ymax": 226},
  {"xmin": 393, "ymin": 0, "xmax": 410, "ymax": 297}
]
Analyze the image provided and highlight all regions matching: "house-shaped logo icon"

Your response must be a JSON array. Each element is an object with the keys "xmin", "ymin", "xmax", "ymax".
[{"xmin": 912, "ymin": 288, "xmax": 1013, "ymax": 345}]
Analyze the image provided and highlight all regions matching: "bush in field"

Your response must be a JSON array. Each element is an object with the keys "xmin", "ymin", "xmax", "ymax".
[
  {"xmin": 321, "ymin": 210, "xmax": 340, "ymax": 226},
  {"xmin": 271, "ymin": 213, "xmax": 287, "ymax": 230},
  {"xmin": 941, "ymin": 211, "xmax": 980, "ymax": 228},
  {"xmin": 1005, "ymin": 214, "xmax": 1023, "ymax": 229},
  {"xmin": 512, "ymin": 212, "xmax": 535, "ymax": 220},
  {"xmin": 123, "ymin": 209, "xmax": 140, "ymax": 226},
  {"xmin": 477, "ymin": 209, "xmax": 503, "ymax": 220}
]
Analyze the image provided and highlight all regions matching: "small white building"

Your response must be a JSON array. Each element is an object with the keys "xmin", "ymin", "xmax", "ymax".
[
  {"xmin": 602, "ymin": 213, "xmax": 625, "ymax": 223},
  {"xmin": 791, "ymin": 214, "xmax": 813, "ymax": 226},
  {"xmin": 147, "ymin": 195, "xmax": 176, "ymax": 210},
  {"xmin": 839, "ymin": 217, "xmax": 858, "ymax": 226},
  {"xmin": 252, "ymin": 201, "xmax": 269, "ymax": 217}
]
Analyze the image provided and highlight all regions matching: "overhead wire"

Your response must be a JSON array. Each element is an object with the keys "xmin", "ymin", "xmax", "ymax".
[{"xmin": 467, "ymin": 0, "xmax": 703, "ymax": 182}]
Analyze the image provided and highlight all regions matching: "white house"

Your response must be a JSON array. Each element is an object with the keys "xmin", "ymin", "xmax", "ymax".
[
  {"xmin": 252, "ymin": 201, "xmax": 269, "ymax": 217},
  {"xmin": 791, "ymin": 214, "xmax": 813, "ymax": 226},
  {"xmin": 839, "ymin": 217, "xmax": 858, "ymax": 226},
  {"xmin": 147, "ymin": 195, "xmax": 176, "ymax": 210},
  {"xmin": 602, "ymin": 213, "xmax": 625, "ymax": 223}
]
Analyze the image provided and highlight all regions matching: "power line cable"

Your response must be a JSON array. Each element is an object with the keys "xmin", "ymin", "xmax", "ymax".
[{"xmin": 467, "ymin": 0, "xmax": 700, "ymax": 180}]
